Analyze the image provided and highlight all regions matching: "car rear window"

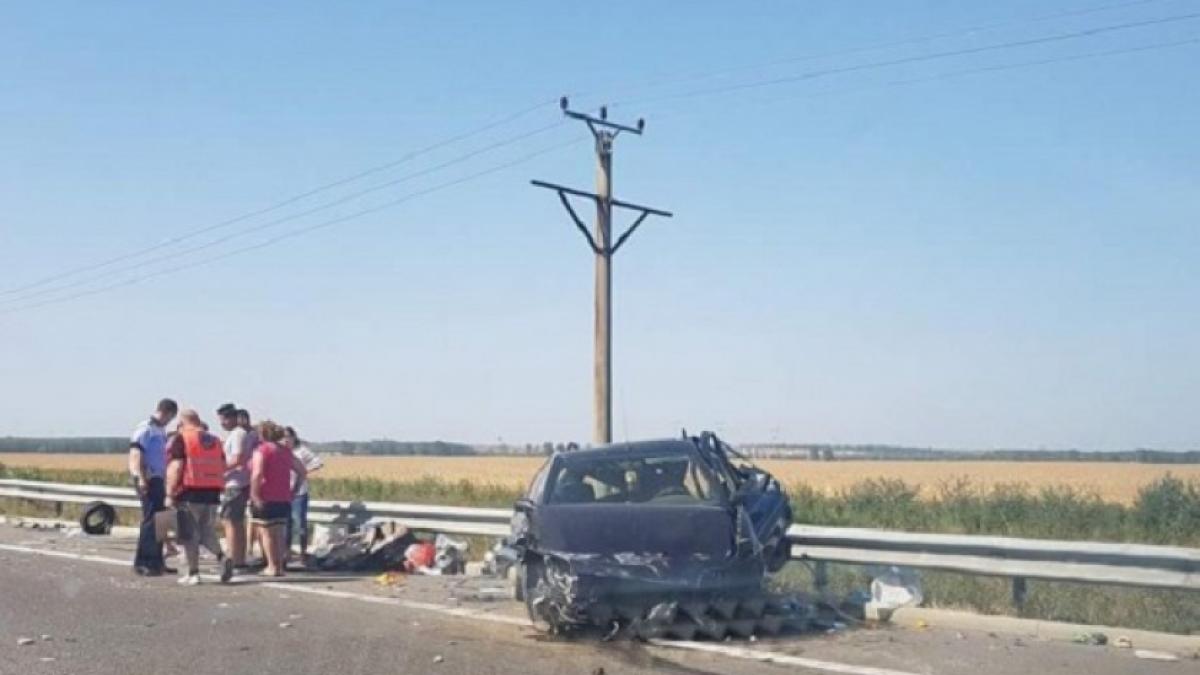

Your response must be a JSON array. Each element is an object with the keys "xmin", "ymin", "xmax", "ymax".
[{"xmin": 546, "ymin": 453, "xmax": 720, "ymax": 505}]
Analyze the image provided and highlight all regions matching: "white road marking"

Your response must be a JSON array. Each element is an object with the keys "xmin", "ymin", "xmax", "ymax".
[
  {"xmin": 650, "ymin": 639, "xmax": 926, "ymax": 675},
  {"xmin": 0, "ymin": 540, "xmax": 926, "ymax": 675}
]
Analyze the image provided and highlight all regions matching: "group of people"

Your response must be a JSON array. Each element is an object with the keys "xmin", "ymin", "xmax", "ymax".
[{"xmin": 128, "ymin": 398, "xmax": 324, "ymax": 584}]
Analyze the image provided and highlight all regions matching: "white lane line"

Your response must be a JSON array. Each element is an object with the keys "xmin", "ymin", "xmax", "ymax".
[
  {"xmin": 0, "ymin": 541, "xmax": 926, "ymax": 675},
  {"xmin": 650, "ymin": 640, "xmax": 925, "ymax": 675}
]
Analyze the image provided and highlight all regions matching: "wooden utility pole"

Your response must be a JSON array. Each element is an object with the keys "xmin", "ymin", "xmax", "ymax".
[{"xmin": 532, "ymin": 97, "xmax": 672, "ymax": 445}]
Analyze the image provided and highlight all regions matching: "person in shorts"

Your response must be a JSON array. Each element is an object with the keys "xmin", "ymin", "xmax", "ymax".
[
  {"xmin": 217, "ymin": 403, "xmax": 251, "ymax": 568},
  {"xmin": 165, "ymin": 409, "xmax": 234, "ymax": 585},
  {"xmin": 249, "ymin": 421, "xmax": 306, "ymax": 577}
]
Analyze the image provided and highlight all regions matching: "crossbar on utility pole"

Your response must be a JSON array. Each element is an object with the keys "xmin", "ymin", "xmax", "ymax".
[{"xmin": 532, "ymin": 97, "xmax": 672, "ymax": 445}]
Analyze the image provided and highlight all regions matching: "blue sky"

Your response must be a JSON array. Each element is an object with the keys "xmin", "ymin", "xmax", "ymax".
[{"xmin": 1, "ymin": 1, "xmax": 1197, "ymax": 448}]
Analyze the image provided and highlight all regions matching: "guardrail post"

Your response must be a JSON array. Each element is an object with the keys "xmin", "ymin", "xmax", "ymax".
[
  {"xmin": 1011, "ymin": 576, "xmax": 1028, "ymax": 612},
  {"xmin": 813, "ymin": 561, "xmax": 829, "ymax": 595}
]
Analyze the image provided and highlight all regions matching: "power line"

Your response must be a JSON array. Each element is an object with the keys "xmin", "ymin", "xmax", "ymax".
[
  {"xmin": 648, "ymin": 35, "xmax": 1200, "ymax": 123},
  {"xmin": 1, "ymin": 135, "xmax": 587, "ymax": 317},
  {"xmin": 0, "ymin": 119, "xmax": 566, "ymax": 307},
  {"xmin": 586, "ymin": 0, "xmax": 1182, "ymax": 107},
  {"xmin": 616, "ymin": 11, "xmax": 1200, "ymax": 107},
  {"xmin": 0, "ymin": 97, "xmax": 557, "ymax": 297}
]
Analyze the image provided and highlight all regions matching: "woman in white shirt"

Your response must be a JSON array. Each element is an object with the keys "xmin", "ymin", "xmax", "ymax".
[{"xmin": 283, "ymin": 426, "xmax": 323, "ymax": 564}]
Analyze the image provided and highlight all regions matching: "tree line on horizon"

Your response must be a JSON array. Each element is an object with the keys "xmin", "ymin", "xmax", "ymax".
[{"xmin": 0, "ymin": 436, "xmax": 1196, "ymax": 463}]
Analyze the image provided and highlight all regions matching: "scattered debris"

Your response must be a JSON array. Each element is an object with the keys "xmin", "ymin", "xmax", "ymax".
[
  {"xmin": 433, "ymin": 534, "xmax": 469, "ymax": 575},
  {"xmin": 1114, "ymin": 636, "xmax": 1133, "ymax": 649},
  {"xmin": 310, "ymin": 522, "xmax": 417, "ymax": 572},
  {"xmin": 1072, "ymin": 632, "xmax": 1108, "ymax": 646},
  {"xmin": 376, "ymin": 571, "xmax": 405, "ymax": 587},
  {"xmin": 870, "ymin": 567, "xmax": 923, "ymax": 611},
  {"xmin": 79, "ymin": 501, "xmax": 116, "ymax": 535},
  {"xmin": 1134, "ymin": 649, "xmax": 1179, "ymax": 662},
  {"xmin": 17, "ymin": 637, "xmax": 35, "ymax": 646},
  {"xmin": 474, "ymin": 586, "xmax": 508, "ymax": 602}
]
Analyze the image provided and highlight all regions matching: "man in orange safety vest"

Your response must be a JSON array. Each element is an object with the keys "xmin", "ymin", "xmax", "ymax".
[{"xmin": 166, "ymin": 409, "xmax": 234, "ymax": 585}]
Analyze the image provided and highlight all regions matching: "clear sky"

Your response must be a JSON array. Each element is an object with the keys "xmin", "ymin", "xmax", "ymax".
[{"xmin": 1, "ymin": 1, "xmax": 1197, "ymax": 449}]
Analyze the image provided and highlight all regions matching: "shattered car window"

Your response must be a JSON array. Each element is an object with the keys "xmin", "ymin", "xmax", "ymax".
[{"xmin": 546, "ymin": 453, "xmax": 719, "ymax": 505}]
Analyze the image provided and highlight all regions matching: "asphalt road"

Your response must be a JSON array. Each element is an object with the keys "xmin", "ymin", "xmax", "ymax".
[{"xmin": 0, "ymin": 524, "xmax": 1191, "ymax": 675}]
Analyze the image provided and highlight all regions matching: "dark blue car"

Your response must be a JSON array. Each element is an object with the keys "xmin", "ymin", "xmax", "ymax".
[{"xmin": 504, "ymin": 432, "xmax": 792, "ymax": 632}]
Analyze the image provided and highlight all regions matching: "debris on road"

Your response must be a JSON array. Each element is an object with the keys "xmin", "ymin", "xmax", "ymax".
[
  {"xmin": 310, "ymin": 522, "xmax": 416, "ymax": 572},
  {"xmin": 376, "ymin": 571, "xmax": 405, "ymax": 587},
  {"xmin": 1072, "ymin": 631, "xmax": 1108, "ymax": 646},
  {"xmin": 406, "ymin": 534, "xmax": 470, "ymax": 575},
  {"xmin": 870, "ymin": 567, "xmax": 923, "ymax": 611},
  {"xmin": 1134, "ymin": 649, "xmax": 1180, "ymax": 662},
  {"xmin": 80, "ymin": 501, "xmax": 116, "ymax": 535}
]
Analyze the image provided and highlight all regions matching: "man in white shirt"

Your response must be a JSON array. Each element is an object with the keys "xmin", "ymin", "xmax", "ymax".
[{"xmin": 216, "ymin": 403, "xmax": 252, "ymax": 568}]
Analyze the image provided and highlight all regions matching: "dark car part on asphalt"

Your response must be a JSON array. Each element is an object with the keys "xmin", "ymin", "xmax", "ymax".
[
  {"xmin": 80, "ymin": 500, "xmax": 116, "ymax": 535},
  {"xmin": 496, "ymin": 431, "xmax": 800, "ymax": 637}
]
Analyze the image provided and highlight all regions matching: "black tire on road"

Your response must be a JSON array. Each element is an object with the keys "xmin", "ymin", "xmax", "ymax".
[{"xmin": 80, "ymin": 501, "xmax": 116, "ymax": 535}]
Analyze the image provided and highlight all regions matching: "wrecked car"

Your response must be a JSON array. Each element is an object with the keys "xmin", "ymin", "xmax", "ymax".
[{"xmin": 498, "ymin": 431, "xmax": 795, "ymax": 636}]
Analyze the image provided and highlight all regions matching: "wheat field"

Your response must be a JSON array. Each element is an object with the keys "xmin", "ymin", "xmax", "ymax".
[{"xmin": 3, "ymin": 452, "xmax": 1197, "ymax": 504}]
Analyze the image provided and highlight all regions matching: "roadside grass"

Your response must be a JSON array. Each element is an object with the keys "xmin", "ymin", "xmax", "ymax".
[
  {"xmin": 3, "ymin": 462, "xmax": 1198, "ymax": 633},
  {"xmin": 776, "ymin": 561, "xmax": 1200, "ymax": 635}
]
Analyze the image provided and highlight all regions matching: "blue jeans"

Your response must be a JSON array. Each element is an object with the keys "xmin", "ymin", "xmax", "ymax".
[
  {"xmin": 289, "ymin": 493, "xmax": 309, "ymax": 551},
  {"xmin": 133, "ymin": 476, "xmax": 166, "ymax": 570}
]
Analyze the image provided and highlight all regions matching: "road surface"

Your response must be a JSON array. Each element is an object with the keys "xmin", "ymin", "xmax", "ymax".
[{"xmin": 0, "ymin": 523, "xmax": 1191, "ymax": 675}]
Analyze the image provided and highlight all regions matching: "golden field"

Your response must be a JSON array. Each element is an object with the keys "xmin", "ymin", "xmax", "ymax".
[{"xmin": 3, "ymin": 452, "xmax": 1197, "ymax": 505}]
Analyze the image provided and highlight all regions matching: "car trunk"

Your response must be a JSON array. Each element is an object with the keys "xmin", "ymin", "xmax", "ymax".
[{"xmin": 533, "ymin": 503, "xmax": 735, "ymax": 559}]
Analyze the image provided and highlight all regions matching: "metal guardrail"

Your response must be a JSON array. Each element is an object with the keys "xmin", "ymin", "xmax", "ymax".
[{"xmin": 2, "ymin": 478, "xmax": 1197, "ymax": 595}]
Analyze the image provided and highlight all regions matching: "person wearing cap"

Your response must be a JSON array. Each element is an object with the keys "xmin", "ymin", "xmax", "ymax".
[{"xmin": 165, "ymin": 409, "xmax": 234, "ymax": 585}]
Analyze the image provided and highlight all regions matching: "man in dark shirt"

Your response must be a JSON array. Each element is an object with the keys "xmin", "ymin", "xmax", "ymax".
[{"xmin": 166, "ymin": 409, "xmax": 234, "ymax": 585}]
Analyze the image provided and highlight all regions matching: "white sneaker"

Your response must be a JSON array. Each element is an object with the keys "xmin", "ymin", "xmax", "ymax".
[{"xmin": 177, "ymin": 574, "xmax": 200, "ymax": 586}]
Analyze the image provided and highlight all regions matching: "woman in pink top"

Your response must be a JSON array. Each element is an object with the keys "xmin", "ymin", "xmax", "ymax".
[{"xmin": 250, "ymin": 421, "xmax": 306, "ymax": 576}]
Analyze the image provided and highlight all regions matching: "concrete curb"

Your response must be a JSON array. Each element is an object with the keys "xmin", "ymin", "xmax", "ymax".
[{"xmin": 888, "ymin": 606, "xmax": 1200, "ymax": 656}]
